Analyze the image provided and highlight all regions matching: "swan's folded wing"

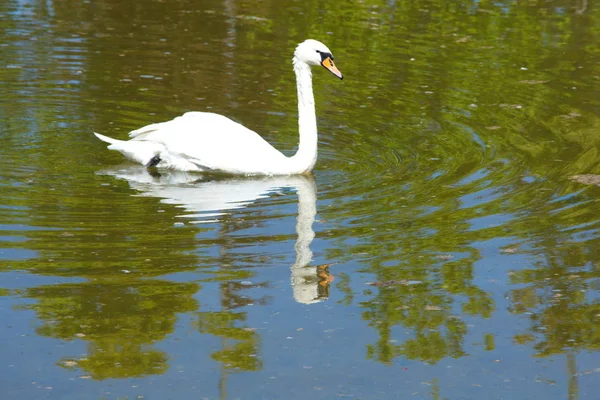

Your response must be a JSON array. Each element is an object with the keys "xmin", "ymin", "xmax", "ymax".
[
  {"xmin": 129, "ymin": 111, "xmax": 288, "ymax": 173},
  {"xmin": 128, "ymin": 113, "xmax": 194, "ymax": 140}
]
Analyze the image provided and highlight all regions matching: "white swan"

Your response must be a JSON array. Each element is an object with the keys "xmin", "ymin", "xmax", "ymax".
[{"xmin": 94, "ymin": 39, "xmax": 343, "ymax": 175}]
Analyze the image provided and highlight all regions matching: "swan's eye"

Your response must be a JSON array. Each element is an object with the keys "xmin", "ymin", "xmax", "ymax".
[{"xmin": 317, "ymin": 51, "xmax": 333, "ymax": 62}]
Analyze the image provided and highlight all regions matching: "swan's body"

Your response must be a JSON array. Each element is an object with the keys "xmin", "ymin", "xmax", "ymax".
[{"xmin": 94, "ymin": 39, "xmax": 342, "ymax": 175}]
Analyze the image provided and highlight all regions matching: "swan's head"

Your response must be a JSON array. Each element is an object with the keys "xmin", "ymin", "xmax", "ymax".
[{"xmin": 295, "ymin": 39, "xmax": 343, "ymax": 80}]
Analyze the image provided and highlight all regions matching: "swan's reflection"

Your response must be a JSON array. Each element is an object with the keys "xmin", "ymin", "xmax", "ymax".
[{"xmin": 98, "ymin": 166, "xmax": 332, "ymax": 304}]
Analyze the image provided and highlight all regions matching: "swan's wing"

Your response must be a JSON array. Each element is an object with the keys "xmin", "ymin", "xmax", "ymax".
[{"xmin": 129, "ymin": 112, "xmax": 288, "ymax": 172}]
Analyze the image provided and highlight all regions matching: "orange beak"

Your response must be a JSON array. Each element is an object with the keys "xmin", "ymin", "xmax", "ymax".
[{"xmin": 321, "ymin": 57, "xmax": 343, "ymax": 79}]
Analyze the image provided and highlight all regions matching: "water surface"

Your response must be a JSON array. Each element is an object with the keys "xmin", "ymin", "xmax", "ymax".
[{"xmin": 2, "ymin": 0, "xmax": 600, "ymax": 399}]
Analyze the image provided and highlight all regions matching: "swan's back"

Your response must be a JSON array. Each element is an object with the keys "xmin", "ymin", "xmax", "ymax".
[
  {"xmin": 129, "ymin": 112, "xmax": 241, "ymax": 140},
  {"xmin": 131, "ymin": 112, "xmax": 288, "ymax": 173}
]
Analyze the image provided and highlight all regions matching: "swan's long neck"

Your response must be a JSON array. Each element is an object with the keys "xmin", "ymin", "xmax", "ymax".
[{"xmin": 289, "ymin": 57, "xmax": 318, "ymax": 173}]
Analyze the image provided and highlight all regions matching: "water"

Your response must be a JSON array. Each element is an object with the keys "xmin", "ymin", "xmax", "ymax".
[{"xmin": 2, "ymin": 0, "xmax": 600, "ymax": 398}]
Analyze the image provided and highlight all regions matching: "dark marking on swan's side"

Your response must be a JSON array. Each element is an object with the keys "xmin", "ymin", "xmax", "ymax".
[{"xmin": 146, "ymin": 155, "xmax": 161, "ymax": 168}]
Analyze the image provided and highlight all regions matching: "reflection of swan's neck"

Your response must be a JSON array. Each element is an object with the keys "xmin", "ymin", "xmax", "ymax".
[
  {"xmin": 291, "ymin": 177, "xmax": 322, "ymax": 304},
  {"xmin": 289, "ymin": 58, "xmax": 317, "ymax": 173},
  {"xmin": 293, "ymin": 178, "xmax": 316, "ymax": 267}
]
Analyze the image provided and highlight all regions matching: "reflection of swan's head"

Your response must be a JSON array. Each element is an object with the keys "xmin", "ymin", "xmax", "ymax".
[{"xmin": 295, "ymin": 39, "xmax": 343, "ymax": 80}]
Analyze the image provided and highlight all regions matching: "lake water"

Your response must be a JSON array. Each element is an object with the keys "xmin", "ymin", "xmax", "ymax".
[{"xmin": 2, "ymin": 0, "xmax": 600, "ymax": 399}]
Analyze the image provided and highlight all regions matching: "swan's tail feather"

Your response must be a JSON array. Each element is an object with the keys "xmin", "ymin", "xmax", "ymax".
[
  {"xmin": 93, "ymin": 131, "xmax": 164, "ymax": 166},
  {"xmin": 94, "ymin": 132, "xmax": 118, "ymax": 145}
]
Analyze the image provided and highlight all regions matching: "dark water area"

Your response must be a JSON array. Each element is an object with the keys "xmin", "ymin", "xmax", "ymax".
[{"xmin": 2, "ymin": 0, "xmax": 600, "ymax": 399}]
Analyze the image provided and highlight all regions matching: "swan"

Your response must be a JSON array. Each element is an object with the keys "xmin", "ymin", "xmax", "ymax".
[{"xmin": 94, "ymin": 39, "xmax": 343, "ymax": 175}]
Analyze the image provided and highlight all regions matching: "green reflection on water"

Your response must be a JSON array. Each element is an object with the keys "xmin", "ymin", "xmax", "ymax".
[
  {"xmin": 2, "ymin": 0, "xmax": 600, "ymax": 398},
  {"xmin": 22, "ymin": 280, "xmax": 198, "ymax": 379}
]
